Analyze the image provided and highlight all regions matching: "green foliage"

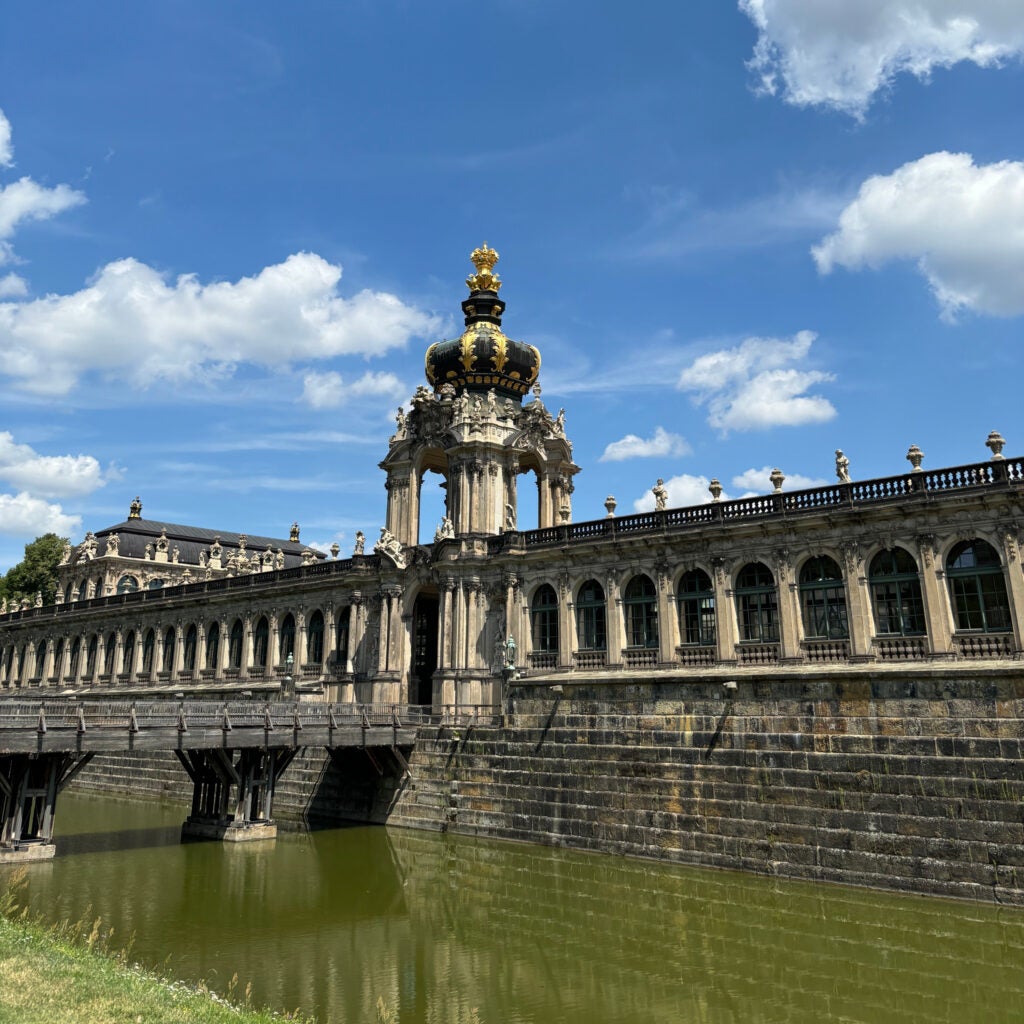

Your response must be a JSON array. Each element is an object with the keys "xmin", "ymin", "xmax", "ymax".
[{"xmin": 0, "ymin": 531, "xmax": 67, "ymax": 605}]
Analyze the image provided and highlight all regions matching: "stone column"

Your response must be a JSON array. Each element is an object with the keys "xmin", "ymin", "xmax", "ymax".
[
  {"xmin": 917, "ymin": 534, "xmax": 953, "ymax": 657},
  {"xmin": 655, "ymin": 566, "xmax": 677, "ymax": 664},
  {"xmin": 774, "ymin": 552, "xmax": 803, "ymax": 662},
  {"xmin": 173, "ymin": 624, "xmax": 186, "ymax": 678},
  {"xmin": 841, "ymin": 542, "xmax": 874, "ymax": 660},
  {"xmin": 296, "ymin": 610, "xmax": 308, "ymax": 672},
  {"xmin": 711, "ymin": 559, "xmax": 738, "ymax": 665},
  {"xmin": 196, "ymin": 625, "xmax": 207, "ymax": 676},
  {"xmin": 42, "ymin": 638, "xmax": 56, "ymax": 685},
  {"xmin": 605, "ymin": 573, "xmax": 623, "ymax": 668},
  {"xmin": 218, "ymin": 619, "xmax": 231, "ymax": 674},
  {"xmin": 241, "ymin": 614, "xmax": 254, "ymax": 677},
  {"xmin": 999, "ymin": 529, "xmax": 1024, "ymax": 650},
  {"xmin": 73, "ymin": 633, "xmax": 87, "ymax": 686},
  {"xmin": 558, "ymin": 576, "xmax": 573, "ymax": 669}
]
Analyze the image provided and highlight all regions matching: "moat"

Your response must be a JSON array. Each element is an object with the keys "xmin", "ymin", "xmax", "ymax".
[{"xmin": 2, "ymin": 792, "xmax": 1024, "ymax": 1023}]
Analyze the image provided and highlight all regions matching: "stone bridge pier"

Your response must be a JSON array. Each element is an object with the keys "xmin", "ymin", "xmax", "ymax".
[
  {"xmin": 0, "ymin": 752, "xmax": 95, "ymax": 862},
  {"xmin": 175, "ymin": 747, "xmax": 296, "ymax": 842}
]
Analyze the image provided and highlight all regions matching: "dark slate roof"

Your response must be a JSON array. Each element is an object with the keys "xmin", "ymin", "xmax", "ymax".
[{"xmin": 85, "ymin": 518, "xmax": 326, "ymax": 570}]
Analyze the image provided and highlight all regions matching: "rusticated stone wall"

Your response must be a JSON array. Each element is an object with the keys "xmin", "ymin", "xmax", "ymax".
[{"xmin": 74, "ymin": 668, "xmax": 1024, "ymax": 903}]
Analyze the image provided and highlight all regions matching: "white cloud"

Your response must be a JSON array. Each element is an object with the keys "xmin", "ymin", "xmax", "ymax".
[
  {"xmin": 0, "ymin": 177, "xmax": 85, "ymax": 239},
  {"xmin": 678, "ymin": 331, "xmax": 836, "ymax": 433},
  {"xmin": 301, "ymin": 369, "xmax": 406, "ymax": 409},
  {"xmin": 0, "ymin": 431, "xmax": 114, "ymax": 499},
  {"xmin": 0, "ymin": 492, "xmax": 80, "ymax": 537},
  {"xmin": 0, "ymin": 109, "xmax": 11, "ymax": 168},
  {"xmin": 813, "ymin": 152, "xmax": 1024, "ymax": 319},
  {"xmin": 741, "ymin": 0, "xmax": 1024, "ymax": 117},
  {"xmin": 600, "ymin": 426, "xmax": 691, "ymax": 462},
  {"xmin": 632, "ymin": 473, "xmax": 722, "ymax": 512},
  {"xmin": 731, "ymin": 466, "xmax": 829, "ymax": 494},
  {"xmin": 0, "ymin": 273, "xmax": 26, "ymax": 298},
  {"xmin": 0, "ymin": 253, "xmax": 440, "ymax": 395}
]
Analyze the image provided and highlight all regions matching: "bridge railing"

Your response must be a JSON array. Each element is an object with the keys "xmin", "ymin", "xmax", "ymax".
[{"xmin": 0, "ymin": 699, "xmax": 499, "ymax": 734}]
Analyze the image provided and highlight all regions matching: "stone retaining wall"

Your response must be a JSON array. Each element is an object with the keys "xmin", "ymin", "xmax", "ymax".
[{"xmin": 74, "ymin": 669, "xmax": 1024, "ymax": 902}]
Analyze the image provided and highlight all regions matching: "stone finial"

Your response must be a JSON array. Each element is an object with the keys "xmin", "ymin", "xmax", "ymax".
[
  {"xmin": 604, "ymin": 495, "xmax": 617, "ymax": 518},
  {"xmin": 709, "ymin": 478, "xmax": 722, "ymax": 502},
  {"xmin": 906, "ymin": 444, "xmax": 924, "ymax": 472},
  {"xmin": 986, "ymin": 430, "xmax": 1006, "ymax": 460},
  {"xmin": 129, "ymin": 496, "xmax": 142, "ymax": 519},
  {"xmin": 769, "ymin": 467, "xmax": 785, "ymax": 492},
  {"xmin": 289, "ymin": 522, "xmax": 300, "ymax": 542},
  {"xmin": 330, "ymin": 542, "xmax": 340, "ymax": 559}
]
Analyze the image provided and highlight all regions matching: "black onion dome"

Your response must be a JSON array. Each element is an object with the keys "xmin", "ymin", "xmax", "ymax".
[{"xmin": 425, "ymin": 244, "xmax": 540, "ymax": 399}]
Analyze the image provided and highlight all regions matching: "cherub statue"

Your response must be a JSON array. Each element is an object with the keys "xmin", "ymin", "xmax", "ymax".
[
  {"xmin": 353, "ymin": 530, "xmax": 365, "ymax": 556},
  {"xmin": 652, "ymin": 478, "xmax": 668, "ymax": 512},
  {"xmin": 835, "ymin": 449, "xmax": 851, "ymax": 484}
]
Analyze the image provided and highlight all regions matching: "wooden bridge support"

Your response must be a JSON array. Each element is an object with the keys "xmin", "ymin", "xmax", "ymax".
[
  {"xmin": 175, "ymin": 747, "xmax": 296, "ymax": 843},
  {"xmin": 0, "ymin": 752, "xmax": 95, "ymax": 862}
]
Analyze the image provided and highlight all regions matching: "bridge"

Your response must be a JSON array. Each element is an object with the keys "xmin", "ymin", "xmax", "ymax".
[{"xmin": 0, "ymin": 699, "xmax": 484, "ymax": 861}]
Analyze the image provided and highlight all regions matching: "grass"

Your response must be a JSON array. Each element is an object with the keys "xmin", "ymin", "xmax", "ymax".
[{"xmin": 0, "ymin": 871, "xmax": 314, "ymax": 1024}]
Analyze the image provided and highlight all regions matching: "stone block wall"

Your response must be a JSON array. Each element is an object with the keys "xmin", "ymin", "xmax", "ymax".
[{"xmin": 388, "ymin": 671, "xmax": 1024, "ymax": 903}]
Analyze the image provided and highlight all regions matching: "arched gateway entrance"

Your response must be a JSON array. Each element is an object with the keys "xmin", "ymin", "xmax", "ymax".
[{"xmin": 411, "ymin": 590, "xmax": 439, "ymax": 706}]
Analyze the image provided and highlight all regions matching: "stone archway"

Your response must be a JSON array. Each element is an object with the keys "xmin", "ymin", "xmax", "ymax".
[{"xmin": 411, "ymin": 589, "xmax": 439, "ymax": 706}]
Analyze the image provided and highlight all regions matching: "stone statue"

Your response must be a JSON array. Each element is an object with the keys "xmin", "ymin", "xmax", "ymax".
[
  {"xmin": 144, "ymin": 543, "xmax": 154, "ymax": 560},
  {"xmin": 353, "ymin": 531, "xmax": 365, "ymax": 556},
  {"xmin": 302, "ymin": 548, "xmax": 316, "ymax": 566},
  {"xmin": 105, "ymin": 533, "xmax": 120, "ymax": 556},
  {"xmin": 59, "ymin": 540, "xmax": 72, "ymax": 565},
  {"xmin": 0, "ymin": 597, "xmax": 6, "ymax": 613},
  {"xmin": 835, "ymin": 449, "xmax": 851, "ymax": 484},
  {"xmin": 198, "ymin": 549, "xmax": 208, "ymax": 568},
  {"xmin": 274, "ymin": 549, "xmax": 285, "ymax": 570},
  {"xmin": 171, "ymin": 546, "xmax": 180, "ymax": 564},
  {"xmin": 434, "ymin": 516, "xmax": 455, "ymax": 542},
  {"xmin": 210, "ymin": 537, "xmax": 223, "ymax": 560},
  {"xmin": 486, "ymin": 389, "xmax": 497, "ymax": 416},
  {"xmin": 652, "ymin": 478, "xmax": 668, "ymax": 512},
  {"xmin": 375, "ymin": 527, "xmax": 406, "ymax": 568},
  {"xmin": 453, "ymin": 392, "xmax": 469, "ymax": 421},
  {"xmin": 81, "ymin": 532, "xmax": 97, "ymax": 559},
  {"xmin": 394, "ymin": 406, "xmax": 407, "ymax": 440},
  {"xmin": 34, "ymin": 592, "xmax": 42, "ymax": 608},
  {"xmin": 554, "ymin": 408, "xmax": 566, "ymax": 436},
  {"xmin": 505, "ymin": 503, "xmax": 517, "ymax": 530}
]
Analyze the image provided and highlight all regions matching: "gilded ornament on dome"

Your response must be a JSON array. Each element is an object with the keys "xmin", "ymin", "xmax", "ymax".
[
  {"xmin": 459, "ymin": 328, "xmax": 478, "ymax": 372},
  {"xmin": 490, "ymin": 330, "xmax": 509, "ymax": 373},
  {"xmin": 465, "ymin": 242, "xmax": 501, "ymax": 293},
  {"xmin": 424, "ymin": 343, "xmax": 438, "ymax": 384}
]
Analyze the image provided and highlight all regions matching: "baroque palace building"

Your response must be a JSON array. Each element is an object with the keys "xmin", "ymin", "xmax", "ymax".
[{"xmin": 1, "ymin": 245, "xmax": 1023, "ymax": 707}]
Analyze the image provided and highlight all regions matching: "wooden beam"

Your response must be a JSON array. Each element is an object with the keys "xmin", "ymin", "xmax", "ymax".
[{"xmin": 56, "ymin": 752, "xmax": 96, "ymax": 794}]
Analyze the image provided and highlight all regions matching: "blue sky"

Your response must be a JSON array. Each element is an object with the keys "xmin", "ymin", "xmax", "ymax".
[{"xmin": 2, "ymin": 1, "xmax": 1024, "ymax": 570}]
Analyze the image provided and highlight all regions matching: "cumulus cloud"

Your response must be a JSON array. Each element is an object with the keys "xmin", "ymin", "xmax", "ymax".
[
  {"xmin": 0, "ymin": 432, "xmax": 115, "ymax": 499},
  {"xmin": 301, "ymin": 369, "xmax": 406, "ymax": 409},
  {"xmin": 0, "ymin": 273, "xmax": 26, "ymax": 298},
  {"xmin": 0, "ymin": 110, "xmax": 11, "ymax": 167},
  {"xmin": 0, "ymin": 177, "xmax": 85, "ymax": 239},
  {"xmin": 600, "ymin": 426, "xmax": 691, "ymax": 462},
  {"xmin": 731, "ymin": 466, "xmax": 829, "ymax": 494},
  {"xmin": 741, "ymin": 0, "xmax": 1024, "ymax": 117},
  {"xmin": 0, "ymin": 492, "xmax": 80, "ymax": 537},
  {"xmin": 0, "ymin": 254, "xmax": 440, "ymax": 395},
  {"xmin": 678, "ymin": 330, "xmax": 836, "ymax": 433},
  {"xmin": 633, "ymin": 473, "xmax": 722, "ymax": 512},
  {"xmin": 813, "ymin": 152, "xmax": 1024, "ymax": 319}
]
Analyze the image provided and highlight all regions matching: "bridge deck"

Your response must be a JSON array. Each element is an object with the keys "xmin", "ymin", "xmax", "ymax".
[{"xmin": 0, "ymin": 700, "xmax": 490, "ymax": 754}]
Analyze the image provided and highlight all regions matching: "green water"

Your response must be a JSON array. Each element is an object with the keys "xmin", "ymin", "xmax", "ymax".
[{"xmin": 3, "ymin": 792, "xmax": 1024, "ymax": 1024}]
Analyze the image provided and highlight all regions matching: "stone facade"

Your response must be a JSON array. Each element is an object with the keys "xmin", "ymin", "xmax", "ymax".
[{"xmin": 2, "ymin": 246, "xmax": 1024, "ymax": 704}]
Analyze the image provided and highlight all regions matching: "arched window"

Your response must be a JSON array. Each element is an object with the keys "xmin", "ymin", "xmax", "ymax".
[
  {"xmin": 254, "ymin": 616, "xmax": 269, "ymax": 667},
  {"xmin": 576, "ymin": 580, "xmax": 607, "ymax": 651},
  {"xmin": 869, "ymin": 548, "xmax": 925, "ymax": 636},
  {"xmin": 68, "ymin": 638, "xmax": 81, "ymax": 677},
  {"xmin": 104, "ymin": 633, "xmax": 116, "ymax": 676},
  {"xmin": 142, "ymin": 629, "xmax": 155, "ymax": 674},
  {"xmin": 678, "ymin": 569, "xmax": 715, "ymax": 646},
  {"xmin": 624, "ymin": 575, "xmax": 659, "ymax": 649},
  {"xmin": 531, "ymin": 584, "xmax": 559, "ymax": 653},
  {"xmin": 947, "ymin": 540, "xmax": 1011, "ymax": 633},
  {"xmin": 35, "ymin": 640, "xmax": 46, "ymax": 679},
  {"xmin": 735, "ymin": 563, "xmax": 779, "ymax": 642},
  {"xmin": 279, "ymin": 613, "xmax": 295, "ymax": 662},
  {"xmin": 307, "ymin": 611, "xmax": 324, "ymax": 664},
  {"xmin": 148, "ymin": 578, "xmax": 165, "ymax": 591},
  {"xmin": 121, "ymin": 633, "xmax": 134, "ymax": 675},
  {"xmin": 336, "ymin": 606, "xmax": 351, "ymax": 665},
  {"xmin": 184, "ymin": 625, "xmax": 197, "ymax": 671},
  {"xmin": 799, "ymin": 556, "xmax": 849, "ymax": 639},
  {"xmin": 116, "ymin": 575, "xmax": 139, "ymax": 595},
  {"xmin": 229, "ymin": 619, "xmax": 243, "ymax": 669},
  {"xmin": 206, "ymin": 622, "xmax": 220, "ymax": 670},
  {"xmin": 162, "ymin": 626, "xmax": 176, "ymax": 672},
  {"xmin": 85, "ymin": 635, "xmax": 98, "ymax": 677},
  {"xmin": 64, "ymin": 582, "xmax": 74, "ymax": 604}
]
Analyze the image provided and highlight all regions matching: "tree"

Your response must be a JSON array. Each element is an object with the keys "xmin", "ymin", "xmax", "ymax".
[{"xmin": 1, "ymin": 533, "xmax": 68, "ymax": 606}]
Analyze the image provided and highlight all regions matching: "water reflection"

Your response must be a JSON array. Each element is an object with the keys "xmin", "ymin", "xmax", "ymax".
[{"xmin": 2, "ymin": 792, "xmax": 1023, "ymax": 1024}]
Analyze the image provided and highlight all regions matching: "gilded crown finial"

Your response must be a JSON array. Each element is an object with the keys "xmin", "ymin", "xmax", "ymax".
[{"xmin": 466, "ymin": 242, "xmax": 501, "ymax": 293}]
